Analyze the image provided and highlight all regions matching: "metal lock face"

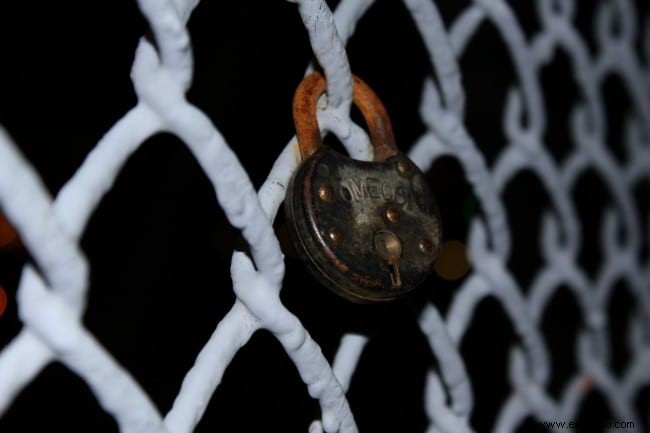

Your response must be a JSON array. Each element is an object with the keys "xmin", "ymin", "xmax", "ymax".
[{"xmin": 285, "ymin": 72, "xmax": 441, "ymax": 303}]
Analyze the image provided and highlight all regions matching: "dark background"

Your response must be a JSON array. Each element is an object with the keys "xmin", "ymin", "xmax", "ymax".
[{"xmin": 0, "ymin": 1, "xmax": 648, "ymax": 432}]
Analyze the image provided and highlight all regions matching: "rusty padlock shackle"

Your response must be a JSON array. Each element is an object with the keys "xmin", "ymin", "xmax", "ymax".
[{"xmin": 293, "ymin": 72, "xmax": 398, "ymax": 161}]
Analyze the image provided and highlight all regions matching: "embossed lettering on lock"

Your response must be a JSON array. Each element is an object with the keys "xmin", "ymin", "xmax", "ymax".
[{"xmin": 284, "ymin": 72, "xmax": 442, "ymax": 303}]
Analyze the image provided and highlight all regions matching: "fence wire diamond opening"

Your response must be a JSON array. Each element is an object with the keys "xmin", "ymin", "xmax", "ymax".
[{"xmin": 0, "ymin": 0, "xmax": 648, "ymax": 432}]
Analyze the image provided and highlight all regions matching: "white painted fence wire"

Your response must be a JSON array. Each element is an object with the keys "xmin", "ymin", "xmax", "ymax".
[{"xmin": 0, "ymin": 0, "xmax": 648, "ymax": 432}]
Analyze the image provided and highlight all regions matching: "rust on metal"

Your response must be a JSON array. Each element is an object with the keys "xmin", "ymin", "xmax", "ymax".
[
  {"xmin": 317, "ymin": 184, "xmax": 334, "ymax": 202},
  {"xmin": 385, "ymin": 207, "xmax": 400, "ymax": 223},
  {"xmin": 396, "ymin": 158, "xmax": 413, "ymax": 177},
  {"xmin": 418, "ymin": 238, "xmax": 434, "ymax": 256},
  {"xmin": 285, "ymin": 72, "xmax": 442, "ymax": 303},
  {"xmin": 328, "ymin": 227, "xmax": 343, "ymax": 245},
  {"xmin": 293, "ymin": 72, "xmax": 398, "ymax": 161}
]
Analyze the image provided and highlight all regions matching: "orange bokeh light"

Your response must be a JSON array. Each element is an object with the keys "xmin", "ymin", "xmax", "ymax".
[
  {"xmin": 0, "ymin": 285, "xmax": 7, "ymax": 317},
  {"xmin": 434, "ymin": 240, "xmax": 471, "ymax": 281}
]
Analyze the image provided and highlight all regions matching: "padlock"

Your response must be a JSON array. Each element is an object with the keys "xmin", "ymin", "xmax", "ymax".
[{"xmin": 284, "ymin": 72, "xmax": 441, "ymax": 303}]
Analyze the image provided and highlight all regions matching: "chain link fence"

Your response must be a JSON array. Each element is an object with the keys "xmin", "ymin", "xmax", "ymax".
[{"xmin": 0, "ymin": 0, "xmax": 648, "ymax": 432}]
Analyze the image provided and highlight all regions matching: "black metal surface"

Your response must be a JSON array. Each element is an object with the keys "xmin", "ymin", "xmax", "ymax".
[{"xmin": 285, "ymin": 146, "xmax": 441, "ymax": 303}]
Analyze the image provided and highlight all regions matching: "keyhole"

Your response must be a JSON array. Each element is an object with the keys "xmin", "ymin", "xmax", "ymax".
[{"xmin": 373, "ymin": 230, "xmax": 402, "ymax": 289}]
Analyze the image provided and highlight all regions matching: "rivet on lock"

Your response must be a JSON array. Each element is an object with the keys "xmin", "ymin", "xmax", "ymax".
[{"xmin": 284, "ymin": 72, "xmax": 442, "ymax": 303}]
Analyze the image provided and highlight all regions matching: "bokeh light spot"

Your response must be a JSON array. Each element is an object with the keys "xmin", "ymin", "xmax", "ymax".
[
  {"xmin": 434, "ymin": 240, "xmax": 471, "ymax": 280},
  {"xmin": 0, "ymin": 213, "xmax": 17, "ymax": 248},
  {"xmin": 0, "ymin": 285, "xmax": 7, "ymax": 317}
]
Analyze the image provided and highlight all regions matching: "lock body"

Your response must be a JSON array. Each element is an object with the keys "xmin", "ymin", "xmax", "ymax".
[
  {"xmin": 285, "ymin": 146, "xmax": 441, "ymax": 303},
  {"xmin": 285, "ymin": 71, "xmax": 441, "ymax": 303}
]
